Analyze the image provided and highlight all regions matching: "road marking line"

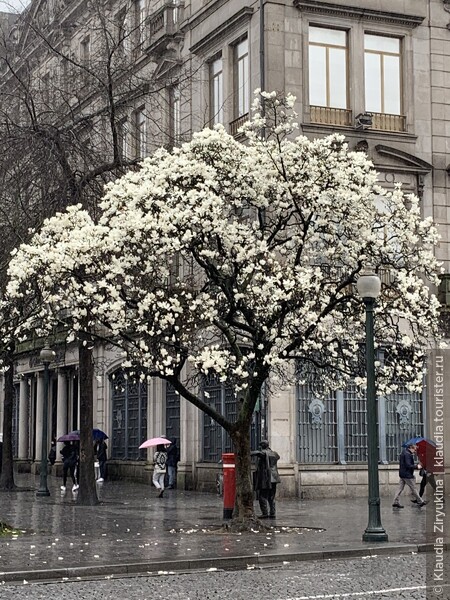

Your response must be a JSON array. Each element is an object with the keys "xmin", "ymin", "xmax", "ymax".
[{"xmin": 284, "ymin": 585, "xmax": 428, "ymax": 599}]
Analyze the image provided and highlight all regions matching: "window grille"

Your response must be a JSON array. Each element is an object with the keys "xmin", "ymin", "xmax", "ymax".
[
  {"xmin": 165, "ymin": 382, "xmax": 180, "ymax": 443},
  {"xmin": 111, "ymin": 370, "xmax": 147, "ymax": 460},
  {"xmin": 297, "ymin": 372, "xmax": 424, "ymax": 464}
]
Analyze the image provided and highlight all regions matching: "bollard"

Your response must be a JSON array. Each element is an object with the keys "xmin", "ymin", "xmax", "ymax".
[{"xmin": 222, "ymin": 452, "xmax": 236, "ymax": 519}]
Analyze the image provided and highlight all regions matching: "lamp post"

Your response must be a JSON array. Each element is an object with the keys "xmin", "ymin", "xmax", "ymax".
[
  {"xmin": 36, "ymin": 346, "xmax": 55, "ymax": 498},
  {"xmin": 356, "ymin": 272, "xmax": 388, "ymax": 542}
]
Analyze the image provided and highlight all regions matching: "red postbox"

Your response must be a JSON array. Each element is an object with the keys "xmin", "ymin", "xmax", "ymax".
[{"xmin": 222, "ymin": 452, "xmax": 236, "ymax": 519}]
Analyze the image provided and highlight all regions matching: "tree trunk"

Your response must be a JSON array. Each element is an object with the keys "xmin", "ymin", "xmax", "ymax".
[
  {"xmin": 0, "ymin": 357, "xmax": 16, "ymax": 491},
  {"xmin": 232, "ymin": 427, "xmax": 254, "ymax": 519},
  {"xmin": 77, "ymin": 340, "xmax": 99, "ymax": 505}
]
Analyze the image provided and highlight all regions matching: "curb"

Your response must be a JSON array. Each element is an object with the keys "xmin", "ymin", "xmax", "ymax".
[{"xmin": 1, "ymin": 543, "xmax": 446, "ymax": 584}]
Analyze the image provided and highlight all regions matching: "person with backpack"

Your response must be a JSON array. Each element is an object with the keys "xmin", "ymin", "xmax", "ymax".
[{"xmin": 153, "ymin": 444, "xmax": 167, "ymax": 498}]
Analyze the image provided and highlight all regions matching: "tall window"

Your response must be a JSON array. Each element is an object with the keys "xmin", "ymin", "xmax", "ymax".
[
  {"xmin": 80, "ymin": 35, "xmax": 91, "ymax": 65},
  {"xmin": 364, "ymin": 34, "xmax": 401, "ymax": 115},
  {"xmin": 116, "ymin": 7, "xmax": 129, "ymax": 54},
  {"xmin": 111, "ymin": 370, "xmax": 148, "ymax": 460},
  {"xmin": 210, "ymin": 57, "xmax": 223, "ymax": 125},
  {"xmin": 135, "ymin": 108, "xmax": 146, "ymax": 158},
  {"xmin": 309, "ymin": 26, "xmax": 348, "ymax": 110},
  {"xmin": 118, "ymin": 118, "xmax": 129, "ymax": 159},
  {"xmin": 170, "ymin": 86, "xmax": 181, "ymax": 147},
  {"xmin": 234, "ymin": 38, "xmax": 249, "ymax": 118},
  {"xmin": 134, "ymin": 0, "xmax": 145, "ymax": 47}
]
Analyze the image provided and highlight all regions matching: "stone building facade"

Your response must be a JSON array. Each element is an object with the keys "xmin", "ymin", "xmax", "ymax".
[{"xmin": 0, "ymin": 0, "xmax": 449, "ymax": 498}]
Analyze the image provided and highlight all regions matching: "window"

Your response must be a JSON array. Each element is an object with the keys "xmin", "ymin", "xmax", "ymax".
[
  {"xmin": 135, "ymin": 109, "xmax": 146, "ymax": 158},
  {"xmin": 210, "ymin": 57, "xmax": 223, "ymax": 125},
  {"xmin": 110, "ymin": 370, "xmax": 147, "ymax": 460},
  {"xmin": 365, "ymin": 34, "xmax": 401, "ymax": 115},
  {"xmin": 234, "ymin": 38, "xmax": 249, "ymax": 119},
  {"xmin": 80, "ymin": 35, "xmax": 90, "ymax": 65},
  {"xmin": 170, "ymin": 86, "xmax": 181, "ymax": 147},
  {"xmin": 134, "ymin": 0, "xmax": 145, "ymax": 47},
  {"xmin": 116, "ymin": 7, "xmax": 129, "ymax": 54},
  {"xmin": 364, "ymin": 34, "xmax": 404, "ymax": 130},
  {"xmin": 117, "ymin": 118, "xmax": 129, "ymax": 159},
  {"xmin": 41, "ymin": 72, "xmax": 50, "ymax": 103},
  {"xmin": 308, "ymin": 26, "xmax": 350, "ymax": 126},
  {"xmin": 309, "ymin": 27, "xmax": 347, "ymax": 109}
]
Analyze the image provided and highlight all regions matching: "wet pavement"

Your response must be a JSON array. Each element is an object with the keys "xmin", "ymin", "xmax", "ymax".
[{"xmin": 0, "ymin": 473, "xmax": 448, "ymax": 582}]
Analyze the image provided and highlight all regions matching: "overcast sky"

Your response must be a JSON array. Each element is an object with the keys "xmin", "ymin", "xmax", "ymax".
[{"xmin": 0, "ymin": 0, "xmax": 29, "ymax": 13}]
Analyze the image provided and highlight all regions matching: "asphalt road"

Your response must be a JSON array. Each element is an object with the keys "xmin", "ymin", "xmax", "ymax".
[{"xmin": 1, "ymin": 553, "xmax": 446, "ymax": 600}]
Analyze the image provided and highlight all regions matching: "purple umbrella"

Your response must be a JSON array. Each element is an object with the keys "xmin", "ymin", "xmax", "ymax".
[{"xmin": 57, "ymin": 429, "xmax": 108, "ymax": 442}]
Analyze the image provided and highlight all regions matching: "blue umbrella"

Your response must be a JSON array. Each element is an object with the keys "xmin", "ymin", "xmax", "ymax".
[{"xmin": 402, "ymin": 436, "xmax": 436, "ymax": 448}]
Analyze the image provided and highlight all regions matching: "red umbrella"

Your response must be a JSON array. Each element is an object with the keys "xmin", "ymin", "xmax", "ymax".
[
  {"xmin": 139, "ymin": 436, "xmax": 171, "ymax": 449},
  {"xmin": 416, "ymin": 439, "xmax": 438, "ymax": 472}
]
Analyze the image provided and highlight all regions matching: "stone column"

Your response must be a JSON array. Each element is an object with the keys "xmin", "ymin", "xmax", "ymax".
[
  {"xmin": 56, "ymin": 371, "xmax": 68, "ymax": 449},
  {"xmin": 35, "ymin": 372, "xmax": 44, "ymax": 460},
  {"xmin": 18, "ymin": 378, "xmax": 29, "ymax": 459}
]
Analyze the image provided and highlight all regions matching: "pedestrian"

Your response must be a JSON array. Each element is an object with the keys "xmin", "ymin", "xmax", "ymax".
[
  {"xmin": 251, "ymin": 440, "xmax": 281, "ymax": 519},
  {"xmin": 48, "ymin": 438, "xmax": 57, "ymax": 467},
  {"xmin": 415, "ymin": 467, "xmax": 437, "ymax": 501},
  {"xmin": 166, "ymin": 438, "xmax": 180, "ymax": 489},
  {"xmin": 392, "ymin": 443, "xmax": 426, "ymax": 508},
  {"xmin": 60, "ymin": 441, "xmax": 78, "ymax": 492},
  {"xmin": 153, "ymin": 444, "xmax": 167, "ymax": 497},
  {"xmin": 94, "ymin": 439, "xmax": 108, "ymax": 482}
]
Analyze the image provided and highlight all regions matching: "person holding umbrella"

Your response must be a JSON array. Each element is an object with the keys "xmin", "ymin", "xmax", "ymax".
[
  {"xmin": 392, "ymin": 442, "xmax": 426, "ymax": 508},
  {"xmin": 153, "ymin": 444, "xmax": 168, "ymax": 498},
  {"xmin": 94, "ymin": 438, "xmax": 108, "ymax": 482},
  {"xmin": 60, "ymin": 441, "xmax": 78, "ymax": 492}
]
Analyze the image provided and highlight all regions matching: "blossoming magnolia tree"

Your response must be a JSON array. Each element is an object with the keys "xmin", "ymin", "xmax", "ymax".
[{"xmin": 7, "ymin": 94, "xmax": 441, "ymax": 523}]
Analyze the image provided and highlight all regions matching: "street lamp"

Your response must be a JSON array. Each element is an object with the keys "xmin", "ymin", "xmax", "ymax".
[
  {"xmin": 356, "ymin": 272, "xmax": 388, "ymax": 542},
  {"xmin": 36, "ymin": 346, "xmax": 55, "ymax": 498}
]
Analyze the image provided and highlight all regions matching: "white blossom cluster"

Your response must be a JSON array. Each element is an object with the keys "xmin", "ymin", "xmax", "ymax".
[{"xmin": 5, "ymin": 92, "xmax": 441, "ymax": 396}]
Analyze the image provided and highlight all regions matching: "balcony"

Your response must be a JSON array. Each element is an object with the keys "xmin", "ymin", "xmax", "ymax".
[
  {"xmin": 229, "ymin": 113, "xmax": 249, "ymax": 138},
  {"xmin": 370, "ymin": 112, "xmax": 406, "ymax": 133},
  {"xmin": 145, "ymin": 2, "xmax": 184, "ymax": 56},
  {"xmin": 310, "ymin": 106, "xmax": 352, "ymax": 127}
]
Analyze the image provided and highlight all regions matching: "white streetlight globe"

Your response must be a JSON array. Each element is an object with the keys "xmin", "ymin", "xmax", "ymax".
[
  {"xmin": 40, "ymin": 346, "xmax": 55, "ymax": 364},
  {"xmin": 356, "ymin": 273, "xmax": 381, "ymax": 299}
]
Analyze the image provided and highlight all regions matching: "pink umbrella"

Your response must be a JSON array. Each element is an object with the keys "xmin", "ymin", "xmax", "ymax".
[{"xmin": 139, "ymin": 436, "xmax": 171, "ymax": 449}]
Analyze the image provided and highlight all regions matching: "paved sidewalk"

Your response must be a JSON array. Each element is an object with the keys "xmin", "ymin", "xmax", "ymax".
[{"xmin": 0, "ymin": 473, "xmax": 448, "ymax": 583}]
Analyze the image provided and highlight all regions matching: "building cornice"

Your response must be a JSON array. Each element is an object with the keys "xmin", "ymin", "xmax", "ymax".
[
  {"xmin": 189, "ymin": 6, "xmax": 253, "ymax": 54},
  {"xmin": 293, "ymin": 1, "xmax": 424, "ymax": 28}
]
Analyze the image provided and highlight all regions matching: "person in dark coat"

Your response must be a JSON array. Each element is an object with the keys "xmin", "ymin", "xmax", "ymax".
[
  {"xmin": 416, "ymin": 467, "xmax": 437, "ymax": 501},
  {"xmin": 166, "ymin": 438, "xmax": 180, "ymax": 489},
  {"xmin": 60, "ymin": 441, "xmax": 78, "ymax": 492},
  {"xmin": 48, "ymin": 438, "xmax": 57, "ymax": 466},
  {"xmin": 392, "ymin": 443, "xmax": 425, "ymax": 508},
  {"xmin": 94, "ymin": 439, "xmax": 108, "ymax": 482},
  {"xmin": 251, "ymin": 440, "xmax": 281, "ymax": 518}
]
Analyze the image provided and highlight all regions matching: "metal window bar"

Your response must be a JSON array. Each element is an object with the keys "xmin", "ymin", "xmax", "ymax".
[
  {"xmin": 111, "ymin": 371, "xmax": 148, "ymax": 460},
  {"xmin": 343, "ymin": 380, "xmax": 367, "ymax": 463},
  {"xmin": 12, "ymin": 383, "xmax": 19, "ymax": 458},
  {"xmin": 385, "ymin": 384, "xmax": 424, "ymax": 463},
  {"xmin": 202, "ymin": 373, "xmax": 223, "ymax": 462},
  {"xmin": 296, "ymin": 358, "xmax": 424, "ymax": 464},
  {"xmin": 296, "ymin": 380, "xmax": 338, "ymax": 463},
  {"xmin": 166, "ymin": 382, "xmax": 181, "ymax": 443}
]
